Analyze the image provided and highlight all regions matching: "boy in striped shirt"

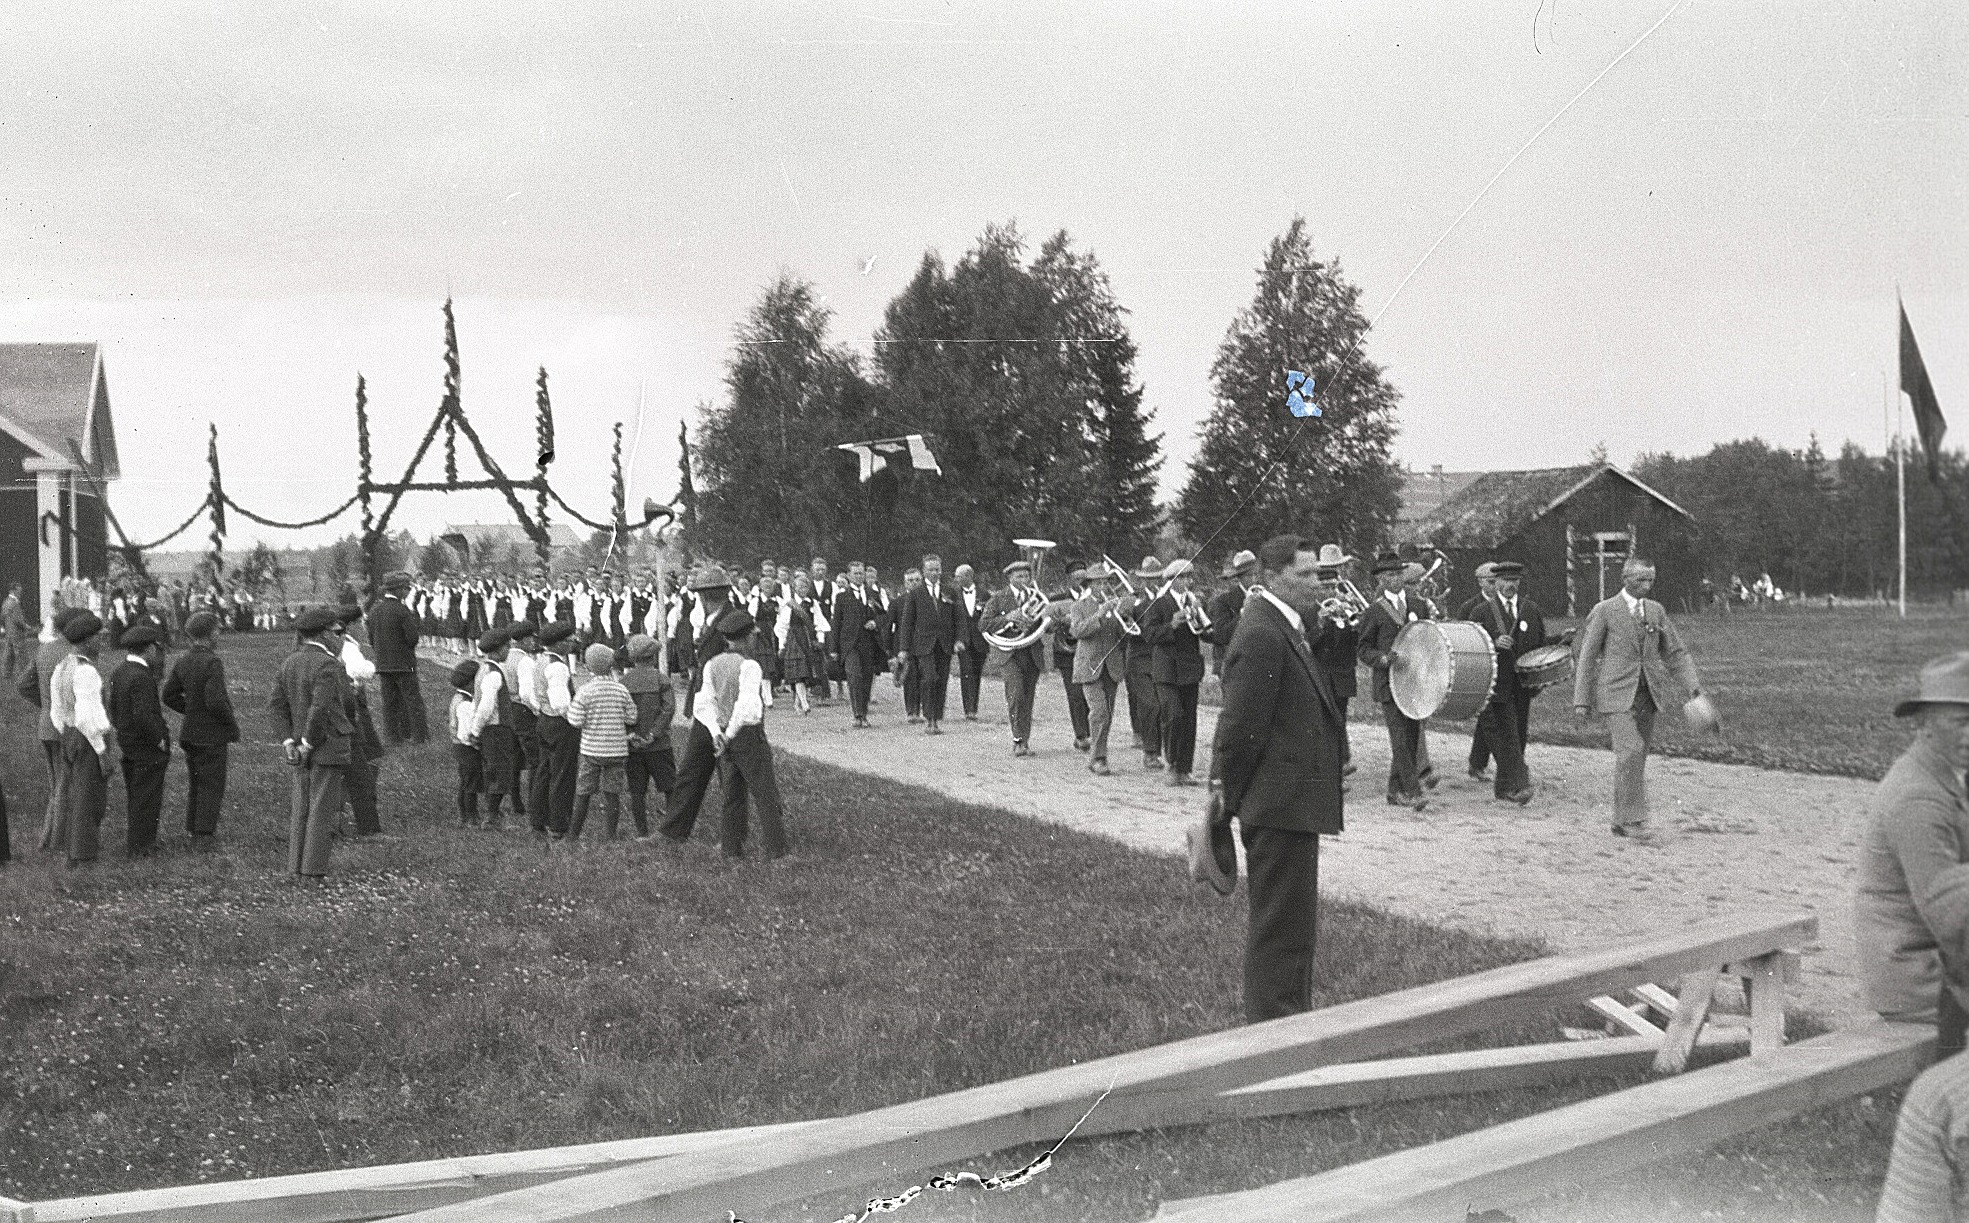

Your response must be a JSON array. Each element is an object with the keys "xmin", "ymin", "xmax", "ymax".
[{"xmin": 566, "ymin": 642, "xmax": 638, "ymax": 841}]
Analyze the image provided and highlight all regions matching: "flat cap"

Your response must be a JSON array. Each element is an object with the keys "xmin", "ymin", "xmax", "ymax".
[
  {"xmin": 1371, "ymin": 552, "xmax": 1407, "ymax": 575},
  {"xmin": 1491, "ymin": 560, "xmax": 1525, "ymax": 579},
  {"xmin": 477, "ymin": 626, "xmax": 512, "ymax": 652},
  {"xmin": 382, "ymin": 571, "xmax": 415, "ymax": 590},
  {"xmin": 450, "ymin": 659, "xmax": 480, "ymax": 691},
  {"xmin": 52, "ymin": 606, "xmax": 84, "ymax": 633},
  {"xmin": 625, "ymin": 632, "xmax": 661, "ymax": 662},
  {"xmin": 1003, "ymin": 559, "xmax": 1032, "ymax": 576},
  {"xmin": 183, "ymin": 611, "xmax": 220, "ymax": 638},
  {"xmin": 714, "ymin": 608, "xmax": 756, "ymax": 638},
  {"xmin": 335, "ymin": 604, "xmax": 364, "ymax": 625},
  {"xmin": 582, "ymin": 643, "xmax": 617, "ymax": 674},
  {"xmin": 62, "ymin": 611, "xmax": 104, "ymax": 643},
  {"xmin": 119, "ymin": 624, "xmax": 165, "ymax": 650},
  {"xmin": 292, "ymin": 607, "xmax": 340, "ymax": 635},
  {"xmin": 506, "ymin": 619, "xmax": 538, "ymax": 641},
  {"xmin": 538, "ymin": 619, "xmax": 577, "ymax": 647}
]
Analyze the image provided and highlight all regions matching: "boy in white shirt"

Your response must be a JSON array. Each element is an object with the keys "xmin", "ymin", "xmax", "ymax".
[{"xmin": 449, "ymin": 660, "xmax": 483, "ymax": 826}]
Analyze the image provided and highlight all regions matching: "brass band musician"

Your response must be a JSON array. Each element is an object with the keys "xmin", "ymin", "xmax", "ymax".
[
  {"xmin": 1142, "ymin": 559, "xmax": 1206, "ymax": 787},
  {"xmin": 981, "ymin": 558, "xmax": 1051, "ymax": 757}
]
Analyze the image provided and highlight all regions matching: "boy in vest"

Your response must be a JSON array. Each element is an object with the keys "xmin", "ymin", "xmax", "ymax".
[
  {"xmin": 697, "ymin": 610, "xmax": 790, "ymax": 860},
  {"xmin": 620, "ymin": 633, "xmax": 675, "ymax": 839},
  {"xmin": 469, "ymin": 627, "xmax": 517, "ymax": 830},
  {"xmin": 449, "ymin": 660, "xmax": 483, "ymax": 826},
  {"xmin": 566, "ymin": 643, "xmax": 638, "ymax": 841}
]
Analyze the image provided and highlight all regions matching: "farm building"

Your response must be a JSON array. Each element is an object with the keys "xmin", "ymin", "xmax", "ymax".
[
  {"xmin": 1401, "ymin": 464, "xmax": 1702, "ymax": 616},
  {"xmin": 0, "ymin": 343, "xmax": 119, "ymax": 620}
]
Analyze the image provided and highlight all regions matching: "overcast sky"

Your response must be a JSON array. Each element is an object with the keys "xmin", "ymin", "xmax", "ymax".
[{"xmin": 3, "ymin": 0, "xmax": 1963, "ymax": 546}]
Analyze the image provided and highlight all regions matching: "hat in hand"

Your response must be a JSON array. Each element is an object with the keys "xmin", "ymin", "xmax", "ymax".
[
  {"xmin": 1186, "ymin": 787, "xmax": 1238, "ymax": 897},
  {"xmin": 1683, "ymin": 692, "xmax": 1722, "ymax": 736}
]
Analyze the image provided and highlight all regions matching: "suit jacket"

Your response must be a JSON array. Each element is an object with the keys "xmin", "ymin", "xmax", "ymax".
[
  {"xmin": 952, "ymin": 585, "xmax": 990, "ymax": 658},
  {"xmin": 832, "ymin": 585, "xmax": 884, "ymax": 663},
  {"xmin": 1572, "ymin": 594, "xmax": 1701, "ymax": 714},
  {"xmin": 1208, "ymin": 585, "xmax": 1247, "ymax": 650},
  {"xmin": 1356, "ymin": 591, "xmax": 1432, "ymax": 705},
  {"xmin": 1067, "ymin": 593, "xmax": 1129, "ymax": 685},
  {"xmin": 980, "ymin": 586, "xmax": 1048, "ymax": 671},
  {"xmin": 268, "ymin": 643, "xmax": 356, "ymax": 767},
  {"xmin": 367, "ymin": 596, "xmax": 422, "ymax": 673},
  {"xmin": 1212, "ymin": 596, "xmax": 1344, "ymax": 835},
  {"xmin": 1311, "ymin": 617, "xmax": 1359, "ymax": 699},
  {"xmin": 109, "ymin": 658, "xmax": 171, "ymax": 760},
  {"xmin": 1141, "ymin": 592, "xmax": 1206, "ymax": 686},
  {"xmin": 897, "ymin": 583, "xmax": 957, "ymax": 657},
  {"xmin": 1471, "ymin": 595, "xmax": 1548, "ymax": 704},
  {"xmin": 162, "ymin": 643, "xmax": 240, "ymax": 746},
  {"xmin": 1457, "ymin": 593, "xmax": 1494, "ymax": 622}
]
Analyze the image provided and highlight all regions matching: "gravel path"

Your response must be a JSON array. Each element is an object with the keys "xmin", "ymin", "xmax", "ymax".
[{"xmin": 767, "ymin": 672, "xmax": 1875, "ymax": 1027}]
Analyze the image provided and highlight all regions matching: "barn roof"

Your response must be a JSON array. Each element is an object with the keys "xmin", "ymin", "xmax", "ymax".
[
  {"xmin": 1409, "ymin": 463, "xmax": 1693, "ymax": 548},
  {"xmin": 0, "ymin": 342, "xmax": 119, "ymax": 478}
]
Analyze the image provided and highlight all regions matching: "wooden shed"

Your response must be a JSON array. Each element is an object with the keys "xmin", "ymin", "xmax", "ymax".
[
  {"xmin": 0, "ymin": 343, "xmax": 119, "ymax": 621},
  {"xmin": 1404, "ymin": 464, "xmax": 1701, "ymax": 617}
]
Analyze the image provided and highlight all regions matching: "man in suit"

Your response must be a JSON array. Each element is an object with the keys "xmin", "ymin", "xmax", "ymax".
[
  {"xmin": 897, "ymin": 553, "xmax": 956, "ymax": 734},
  {"xmin": 1142, "ymin": 559, "xmax": 1206, "ymax": 786},
  {"xmin": 1208, "ymin": 534, "xmax": 1347, "ymax": 1022},
  {"xmin": 368, "ymin": 571, "xmax": 426, "ymax": 744},
  {"xmin": 807, "ymin": 557, "xmax": 837, "ymax": 700},
  {"xmin": 1069, "ymin": 567, "xmax": 1132, "ymax": 775},
  {"xmin": 1050, "ymin": 564, "xmax": 1092, "ymax": 750},
  {"xmin": 268, "ymin": 607, "xmax": 355, "ymax": 879},
  {"xmin": 982, "ymin": 559, "xmax": 1048, "ymax": 756},
  {"xmin": 1311, "ymin": 550, "xmax": 1360, "ymax": 778},
  {"xmin": 1470, "ymin": 560, "xmax": 1546, "ymax": 805},
  {"xmin": 162, "ymin": 610, "xmax": 240, "ymax": 843},
  {"xmin": 893, "ymin": 568, "xmax": 922, "ymax": 721},
  {"xmin": 1573, "ymin": 557, "xmax": 1703, "ymax": 842},
  {"xmin": 1458, "ymin": 562, "xmax": 1500, "ymax": 780},
  {"xmin": 1124, "ymin": 555, "xmax": 1164, "ymax": 770},
  {"xmin": 1208, "ymin": 550, "xmax": 1257, "ymax": 677},
  {"xmin": 861, "ymin": 565, "xmax": 893, "ymax": 707},
  {"xmin": 832, "ymin": 561, "xmax": 881, "ymax": 728},
  {"xmin": 108, "ymin": 624, "xmax": 172, "ymax": 857},
  {"xmin": 18, "ymin": 606, "xmax": 82, "ymax": 850},
  {"xmin": 2, "ymin": 581, "xmax": 29, "ymax": 679},
  {"xmin": 951, "ymin": 563, "xmax": 990, "ymax": 721},
  {"xmin": 1356, "ymin": 552, "xmax": 1430, "ymax": 810}
]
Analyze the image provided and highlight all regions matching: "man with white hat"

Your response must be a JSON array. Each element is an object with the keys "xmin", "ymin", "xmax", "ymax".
[
  {"xmin": 1855, "ymin": 652, "xmax": 1969, "ymax": 1053},
  {"xmin": 1142, "ymin": 558, "xmax": 1206, "ymax": 786},
  {"xmin": 1209, "ymin": 550, "xmax": 1259, "ymax": 677}
]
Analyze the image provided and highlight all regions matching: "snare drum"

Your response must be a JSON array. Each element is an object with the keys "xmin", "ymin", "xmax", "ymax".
[
  {"xmin": 1389, "ymin": 621, "xmax": 1496, "ymax": 721},
  {"xmin": 1514, "ymin": 644, "xmax": 1575, "ymax": 691}
]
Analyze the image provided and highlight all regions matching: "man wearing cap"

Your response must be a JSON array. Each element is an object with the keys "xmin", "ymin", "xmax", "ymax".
[
  {"xmin": 1050, "ymin": 564, "xmax": 1093, "ymax": 751},
  {"xmin": 2, "ymin": 580, "xmax": 29, "ymax": 679},
  {"xmin": 269, "ymin": 608, "xmax": 355, "ymax": 878},
  {"xmin": 109, "ymin": 624, "xmax": 173, "ymax": 856},
  {"xmin": 1069, "ymin": 565, "xmax": 1132, "ymax": 776},
  {"xmin": 1209, "ymin": 551, "xmax": 1258, "ymax": 677},
  {"xmin": 1357, "ymin": 552, "xmax": 1432, "ymax": 810},
  {"xmin": 1459, "ymin": 562, "xmax": 1500, "ymax": 780},
  {"xmin": 369, "ymin": 571, "xmax": 427, "ymax": 745},
  {"xmin": 335, "ymin": 605, "xmax": 389, "ymax": 839},
  {"xmin": 1125, "ymin": 555, "xmax": 1165, "ymax": 770},
  {"xmin": 892, "ymin": 567, "xmax": 922, "ymax": 721},
  {"xmin": 1143, "ymin": 559, "xmax": 1206, "ymax": 786},
  {"xmin": 951, "ymin": 563, "xmax": 991, "ymax": 723},
  {"xmin": 1470, "ymin": 561, "xmax": 1546, "ymax": 806},
  {"xmin": 163, "ymin": 610, "xmax": 240, "ymax": 842},
  {"xmin": 694, "ymin": 609, "xmax": 791, "ymax": 858},
  {"xmin": 983, "ymin": 559, "xmax": 1049, "ymax": 756},
  {"xmin": 1855, "ymin": 654, "xmax": 1969, "ymax": 1051},
  {"xmin": 51, "ymin": 611, "xmax": 118, "ymax": 865},
  {"xmin": 18, "ymin": 606, "xmax": 84, "ymax": 851},
  {"xmin": 897, "ymin": 553, "xmax": 957, "ymax": 734},
  {"xmin": 1573, "ymin": 557, "xmax": 1703, "ymax": 843},
  {"xmin": 530, "ymin": 620, "xmax": 581, "ymax": 837},
  {"xmin": 469, "ymin": 626, "xmax": 518, "ymax": 829}
]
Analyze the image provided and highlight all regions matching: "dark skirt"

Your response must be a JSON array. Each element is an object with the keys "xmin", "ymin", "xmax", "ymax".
[{"xmin": 780, "ymin": 608, "xmax": 824, "ymax": 683}]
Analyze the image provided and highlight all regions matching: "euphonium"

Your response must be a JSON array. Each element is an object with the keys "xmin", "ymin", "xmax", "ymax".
[{"xmin": 982, "ymin": 538, "xmax": 1058, "ymax": 651}]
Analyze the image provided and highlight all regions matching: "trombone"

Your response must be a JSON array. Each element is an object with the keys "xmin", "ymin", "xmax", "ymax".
[{"xmin": 1099, "ymin": 554, "xmax": 1145, "ymax": 636}]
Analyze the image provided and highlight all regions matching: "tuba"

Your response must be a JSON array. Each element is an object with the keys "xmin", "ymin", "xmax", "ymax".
[{"xmin": 982, "ymin": 538, "xmax": 1058, "ymax": 651}]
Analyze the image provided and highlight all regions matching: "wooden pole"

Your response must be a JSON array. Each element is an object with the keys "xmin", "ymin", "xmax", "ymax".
[{"xmin": 1898, "ymin": 370, "xmax": 1908, "ymax": 619}]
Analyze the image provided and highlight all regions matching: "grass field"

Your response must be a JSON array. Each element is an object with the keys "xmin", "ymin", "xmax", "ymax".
[{"xmin": 0, "ymin": 634, "xmax": 1912, "ymax": 1220}]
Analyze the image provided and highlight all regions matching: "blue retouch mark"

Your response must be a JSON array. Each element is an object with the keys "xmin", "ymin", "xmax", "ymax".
[{"xmin": 1285, "ymin": 370, "xmax": 1320, "ymax": 418}]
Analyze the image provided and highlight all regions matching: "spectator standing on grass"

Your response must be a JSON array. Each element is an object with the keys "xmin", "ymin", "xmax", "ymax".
[
  {"xmin": 698, "ymin": 610, "xmax": 789, "ymax": 860},
  {"xmin": 467, "ymin": 626, "xmax": 518, "ymax": 830},
  {"xmin": 621, "ymin": 633, "xmax": 676, "ymax": 838},
  {"xmin": 17, "ymin": 606, "xmax": 83, "ymax": 852},
  {"xmin": 108, "ymin": 625, "xmax": 172, "ymax": 857},
  {"xmin": 530, "ymin": 620, "xmax": 581, "ymax": 838},
  {"xmin": 335, "ymin": 605, "xmax": 389, "ymax": 840},
  {"xmin": 268, "ymin": 607, "xmax": 355, "ymax": 880},
  {"xmin": 565, "ymin": 643, "xmax": 638, "ymax": 842},
  {"xmin": 163, "ymin": 611, "xmax": 239, "ymax": 844},
  {"xmin": 1571, "ymin": 556, "xmax": 1704, "ymax": 845},
  {"xmin": 52, "ymin": 611, "xmax": 116, "ymax": 867},
  {"xmin": 449, "ymin": 660, "xmax": 484, "ymax": 826},
  {"xmin": 2, "ymin": 580, "xmax": 29, "ymax": 678},
  {"xmin": 369, "ymin": 571, "xmax": 427, "ymax": 745}
]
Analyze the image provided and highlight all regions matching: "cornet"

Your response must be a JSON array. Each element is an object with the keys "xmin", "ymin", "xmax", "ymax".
[
  {"xmin": 1177, "ymin": 589, "xmax": 1213, "ymax": 635},
  {"xmin": 1317, "ymin": 577, "xmax": 1371, "ymax": 625}
]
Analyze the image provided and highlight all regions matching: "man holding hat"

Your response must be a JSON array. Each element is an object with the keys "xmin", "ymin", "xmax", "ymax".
[
  {"xmin": 529, "ymin": 620, "xmax": 581, "ymax": 837},
  {"xmin": 51, "ymin": 610, "xmax": 117, "ymax": 864},
  {"xmin": 109, "ymin": 624, "xmax": 173, "ymax": 856},
  {"xmin": 468, "ymin": 625, "xmax": 519, "ymax": 829},
  {"xmin": 1357, "ymin": 552, "xmax": 1431, "ymax": 810},
  {"xmin": 1125, "ymin": 555, "xmax": 1165, "ymax": 770},
  {"xmin": 163, "ymin": 610, "xmax": 240, "ymax": 842},
  {"xmin": 1209, "ymin": 550, "xmax": 1258, "ymax": 677},
  {"xmin": 369, "ymin": 571, "xmax": 427, "ymax": 745},
  {"xmin": 269, "ymin": 607, "xmax": 356, "ymax": 878},
  {"xmin": 1855, "ymin": 653, "xmax": 1969, "ymax": 1051},
  {"xmin": 1469, "ymin": 561, "xmax": 1547, "ymax": 806},
  {"xmin": 1142, "ymin": 558, "xmax": 1206, "ymax": 786},
  {"xmin": 982, "ymin": 558, "xmax": 1050, "ymax": 756}
]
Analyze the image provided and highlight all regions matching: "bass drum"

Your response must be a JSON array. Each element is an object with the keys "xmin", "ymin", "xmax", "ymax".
[
  {"xmin": 1390, "ymin": 620, "xmax": 1497, "ymax": 721},
  {"xmin": 1515, "ymin": 643, "xmax": 1575, "ymax": 690}
]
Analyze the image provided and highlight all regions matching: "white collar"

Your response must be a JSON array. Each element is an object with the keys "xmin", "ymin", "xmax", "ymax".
[
  {"xmin": 1254, "ymin": 587, "xmax": 1305, "ymax": 634},
  {"xmin": 127, "ymin": 654, "xmax": 150, "ymax": 669},
  {"xmin": 1620, "ymin": 588, "xmax": 1643, "ymax": 613}
]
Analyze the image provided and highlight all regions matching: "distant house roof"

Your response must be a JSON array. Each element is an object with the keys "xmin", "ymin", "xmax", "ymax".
[
  {"xmin": 1396, "ymin": 469, "xmax": 1487, "ymax": 528},
  {"xmin": 442, "ymin": 522, "xmax": 583, "ymax": 553},
  {"xmin": 1407, "ymin": 463, "xmax": 1693, "ymax": 549},
  {"xmin": 0, "ymin": 342, "xmax": 119, "ymax": 478}
]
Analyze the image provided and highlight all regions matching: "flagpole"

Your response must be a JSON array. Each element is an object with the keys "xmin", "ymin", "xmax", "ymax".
[{"xmin": 1897, "ymin": 362, "xmax": 1908, "ymax": 620}]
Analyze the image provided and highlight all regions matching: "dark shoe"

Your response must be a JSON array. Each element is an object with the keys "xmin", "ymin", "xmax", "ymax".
[
  {"xmin": 1170, "ymin": 772, "xmax": 1197, "ymax": 787},
  {"xmin": 1468, "ymin": 768, "xmax": 1491, "ymax": 781},
  {"xmin": 1387, "ymin": 793, "xmax": 1427, "ymax": 811},
  {"xmin": 965, "ymin": 713, "xmax": 979, "ymax": 721},
  {"xmin": 1089, "ymin": 759, "xmax": 1111, "ymax": 776},
  {"xmin": 927, "ymin": 723, "xmax": 942, "ymax": 736},
  {"xmin": 1612, "ymin": 824, "xmax": 1660, "ymax": 844},
  {"xmin": 1144, "ymin": 753, "xmax": 1165, "ymax": 771},
  {"xmin": 908, "ymin": 715, "xmax": 924, "ymax": 725},
  {"xmin": 1500, "ymin": 788, "xmax": 1533, "ymax": 806},
  {"xmin": 1075, "ymin": 738, "xmax": 1091, "ymax": 752},
  {"xmin": 1421, "ymin": 771, "xmax": 1440, "ymax": 791}
]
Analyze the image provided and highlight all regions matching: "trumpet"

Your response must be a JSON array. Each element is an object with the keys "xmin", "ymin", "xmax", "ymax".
[
  {"xmin": 1177, "ymin": 589, "xmax": 1213, "ymax": 635},
  {"xmin": 1317, "ymin": 577, "xmax": 1372, "ymax": 625}
]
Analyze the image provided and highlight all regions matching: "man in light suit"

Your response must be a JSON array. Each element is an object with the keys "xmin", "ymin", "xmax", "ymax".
[
  {"xmin": 1068, "ymin": 567, "xmax": 1132, "ymax": 775},
  {"xmin": 1572, "ymin": 556, "xmax": 1703, "ymax": 843},
  {"xmin": 1207, "ymin": 533, "xmax": 1347, "ymax": 1023},
  {"xmin": 896, "ymin": 553, "xmax": 956, "ymax": 734}
]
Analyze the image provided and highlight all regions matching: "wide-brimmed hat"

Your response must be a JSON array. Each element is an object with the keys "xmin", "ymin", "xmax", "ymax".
[
  {"xmin": 1683, "ymin": 693, "xmax": 1722, "ymax": 736},
  {"xmin": 689, "ymin": 564, "xmax": 734, "ymax": 592},
  {"xmin": 1895, "ymin": 653, "xmax": 1969, "ymax": 717},
  {"xmin": 1314, "ymin": 544, "xmax": 1352, "ymax": 569},
  {"xmin": 1133, "ymin": 555, "xmax": 1163, "ymax": 579},
  {"xmin": 1370, "ymin": 552, "xmax": 1407, "ymax": 575},
  {"xmin": 1161, "ymin": 558, "xmax": 1194, "ymax": 580},
  {"xmin": 1186, "ymin": 793, "xmax": 1237, "ymax": 897},
  {"xmin": 1220, "ymin": 549, "xmax": 1258, "ymax": 579}
]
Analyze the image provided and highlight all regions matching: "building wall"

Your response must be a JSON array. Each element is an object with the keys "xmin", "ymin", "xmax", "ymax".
[
  {"xmin": 74, "ymin": 489, "xmax": 108, "ymax": 585},
  {"xmin": 0, "ymin": 430, "xmax": 37, "ymax": 615}
]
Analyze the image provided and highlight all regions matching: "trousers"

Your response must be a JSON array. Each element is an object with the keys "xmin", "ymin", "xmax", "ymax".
[
  {"xmin": 1157, "ymin": 681, "xmax": 1199, "ymax": 775},
  {"xmin": 478, "ymin": 723, "xmax": 515, "ymax": 798},
  {"xmin": 661, "ymin": 722, "xmax": 721, "ymax": 842},
  {"xmin": 1059, "ymin": 658, "xmax": 1090, "ymax": 742},
  {"xmin": 718, "ymin": 725, "xmax": 789, "ymax": 858},
  {"xmin": 1125, "ymin": 658, "xmax": 1161, "ymax": 756},
  {"xmin": 345, "ymin": 751, "xmax": 380, "ymax": 835},
  {"xmin": 121, "ymin": 753, "xmax": 168, "ymax": 852},
  {"xmin": 508, "ymin": 706, "xmax": 535, "ymax": 813},
  {"xmin": 181, "ymin": 742, "xmax": 228, "ymax": 835},
  {"xmin": 378, "ymin": 671, "xmax": 428, "ymax": 744},
  {"xmin": 959, "ymin": 647, "xmax": 986, "ymax": 716},
  {"xmin": 535, "ymin": 715, "xmax": 579, "ymax": 835},
  {"xmin": 1081, "ymin": 673, "xmax": 1122, "ymax": 761},
  {"xmin": 1381, "ymin": 700, "xmax": 1424, "ymax": 800},
  {"xmin": 844, "ymin": 649, "xmax": 877, "ymax": 720},
  {"xmin": 1607, "ymin": 681, "xmax": 1658, "ymax": 829},
  {"xmin": 1241, "ymin": 824, "xmax": 1321, "ymax": 1023},
  {"xmin": 627, "ymin": 744, "xmax": 675, "ymax": 836},
  {"xmin": 901, "ymin": 655, "xmax": 921, "ymax": 717},
  {"xmin": 1476, "ymin": 697, "xmax": 1528, "ymax": 796},
  {"xmin": 1003, "ymin": 653, "xmax": 1041, "ymax": 744},
  {"xmin": 40, "ymin": 738, "xmax": 69, "ymax": 852},
  {"xmin": 288, "ymin": 761, "xmax": 345, "ymax": 876},
  {"xmin": 915, "ymin": 649, "xmax": 952, "ymax": 724}
]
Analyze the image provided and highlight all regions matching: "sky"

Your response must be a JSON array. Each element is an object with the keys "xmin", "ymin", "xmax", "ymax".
[{"xmin": 3, "ymin": 0, "xmax": 1964, "ymax": 547}]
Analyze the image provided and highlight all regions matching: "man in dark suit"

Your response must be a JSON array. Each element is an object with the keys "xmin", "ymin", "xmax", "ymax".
[
  {"xmin": 892, "ymin": 568, "xmax": 922, "ymax": 721},
  {"xmin": 1124, "ymin": 555, "xmax": 1164, "ymax": 770},
  {"xmin": 1142, "ymin": 559, "xmax": 1206, "ymax": 786},
  {"xmin": 162, "ymin": 610, "xmax": 240, "ymax": 842},
  {"xmin": 951, "ymin": 563, "xmax": 990, "ymax": 721},
  {"xmin": 832, "ymin": 560, "xmax": 884, "ymax": 728},
  {"xmin": 981, "ymin": 560, "xmax": 1048, "ymax": 756},
  {"xmin": 368, "ymin": 571, "xmax": 426, "ymax": 744},
  {"xmin": 1208, "ymin": 550, "xmax": 1257, "ymax": 677},
  {"xmin": 1050, "ymin": 564, "xmax": 1092, "ymax": 749},
  {"xmin": 1311, "ymin": 553, "xmax": 1361, "ymax": 778},
  {"xmin": 1356, "ymin": 552, "xmax": 1431, "ymax": 810},
  {"xmin": 1469, "ymin": 560, "xmax": 1546, "ymax": 805},
  {"xmin": 807, "ymin": 557, "xmax": 837, "ymax": 700},
  {"xmin": 1458, "ymin": 562, "xmax": 1500, "ymax": 779},
  {"xmin": 268, "ymin": 608, "xmax": 355, "ymax": 879},
  {"xmin": 897, "ymin": 553, "xmax": 956, "ymax": 734},
  {"xmin": 109, "ymin": 624, "xmax": 172, "ymax": 857},
  {"xmin": 1208, "ymin": 534, "xmax": 1346, "ymax": 1022}
]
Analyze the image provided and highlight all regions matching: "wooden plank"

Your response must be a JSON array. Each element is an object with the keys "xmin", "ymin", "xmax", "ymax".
[
  {"xmin": 1725, "ymin": 950, "xmax": 1802, "ymax": 983},
  {"xmin": 1630, "ymin": 983, "xmax": 1680, "ymax": 1021},
  {"xmin": 384, "ymin": 910, "xmax": 1815, "ymax": 1223},
  {"xmin": 0, "ymin": 1195, "xmax": 36, "ymax": 1223},
  {"xmin": 1745, "ymin": 954, "xmax": 1788, "ymax": 1055},
  {"xmin": 1652, "ymin": 968, "xmax": 1721, "ymax": 1075},
  {"xmin": 1156, "ymin": 1023, "xmax": 1934, "ymax": 1223},
  {"xmin": 31, "ymin": 1123, "xmax": 814, "ymax": 1223},
  {"xmin": 1587, "ymin": 996, "xmax": 1664, "ymax": 1039}
]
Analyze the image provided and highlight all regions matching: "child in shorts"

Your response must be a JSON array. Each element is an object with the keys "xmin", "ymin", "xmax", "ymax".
[{"xmin": 566, "ymin": 642, "xmax": 637, "ymax": 841}]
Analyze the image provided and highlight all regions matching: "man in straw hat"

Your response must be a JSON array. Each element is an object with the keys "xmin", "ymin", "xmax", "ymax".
[
  {"xmin": 1572, "ymin": 556, "xmax": 1703, "ymax": 844},
  {"xmin": 1125, "ymin": 555, "xmax": 1165, "ymax": 770},
  {"xmin": 369, "ymin": 570, "xmax": 427, "ymax": 745},
  {"xmin": 268, "ymin": 607, "xmax": 355, "ymax": 879},
  {"xmin": 1357, "ymin": 552, "xmax": 1431, "ymax": 811},
  {"xmin": 1855, "ymin": 652, "xmax": 1969, "ymax": 1054},
  {"xmin": 1208, "ymin": 549, "xmax": 1259, "ymax": 677}
]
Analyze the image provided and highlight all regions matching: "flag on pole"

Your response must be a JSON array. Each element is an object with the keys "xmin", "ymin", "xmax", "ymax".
[
  {"xmin": 1901, "ymin": 300, "xmax": 1947, "ymax": 483},
  {"xmin": 835, "ymin": 434, "xmax": 942, "ymax": 482}
]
